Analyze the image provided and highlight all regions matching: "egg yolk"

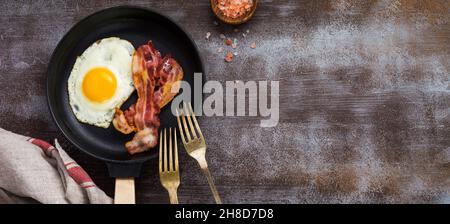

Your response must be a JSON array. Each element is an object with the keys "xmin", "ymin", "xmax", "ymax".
[{"xmin": 82, "ymin": 67, "xmax": 117, "ymax": 103}]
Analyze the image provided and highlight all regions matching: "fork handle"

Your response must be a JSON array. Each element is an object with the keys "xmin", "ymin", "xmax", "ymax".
[
  {"xmin": 168, "ymin": 188, "xmax": 179, "ymax": 204},
  {"xmin": 202, "ymin": 167, "xmax": 222, "ymax": 204}
]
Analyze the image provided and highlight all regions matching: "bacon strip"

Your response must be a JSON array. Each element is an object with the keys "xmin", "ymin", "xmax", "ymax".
[
  {"xmin": 113, "ymin": 41, "xmax": 184, "ymax": 155},
  {"xmin": 112, "ymin": 108, "xmax": 134, "ymax": 134},
  {"xmin": 155, "ymin": 55, "xmax": 184, "ymax": 108}
]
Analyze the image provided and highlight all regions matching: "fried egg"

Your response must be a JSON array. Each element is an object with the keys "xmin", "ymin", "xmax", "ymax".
[{"xmin": 68, "ymin": 37, "xmax": 135, "ymax": 128}]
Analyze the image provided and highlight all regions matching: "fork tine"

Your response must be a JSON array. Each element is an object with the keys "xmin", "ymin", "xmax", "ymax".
[
  {"xmin": 188, "ymin": 102, "xmax": 204, "ymax": 139},
  {"xmin": 159, "ymin": 129, "xmax": 162, "ymax": 174},
  {"xmin": 176, "ymin": 109, "xmax": 187, "ymax": 145},
  {"xmin": 174, "ymin": 129, "xmax": 179, "ymax": 171},
  {"xmin": 180, "ymin": 108, "xmax": 192, "ymax": 141},
  {"xmin": 164, "ymin": 128, "xmax": 168, "ymax": 172},
  {"xmin": 183, "ymin": 102, "xmax": 198, "ymax": 139},
  {"xmin": 169, "ymin": 128, "xmax": 173, "ymax": 172}
]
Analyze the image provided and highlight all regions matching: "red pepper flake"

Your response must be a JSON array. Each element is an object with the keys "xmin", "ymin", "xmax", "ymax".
[
  {"xmin": 217, "ymin": 0, "xmax": 254, "ymax": 19},
  {"xmin": 250, "ymin": 42, "xmax": 256, "ymax": 49},
  {"xmin": 225, "ymin": 38, "xmax": 233, "ymax": 46},
  {"xmin": 225, "ymin": 52, "xmax": 234, "ymax": 62}
]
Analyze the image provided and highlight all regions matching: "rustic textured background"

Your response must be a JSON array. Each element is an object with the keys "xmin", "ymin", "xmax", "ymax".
[{"xmin": 0, "ymin": 0, "xmax": 449, "ymax": 203}]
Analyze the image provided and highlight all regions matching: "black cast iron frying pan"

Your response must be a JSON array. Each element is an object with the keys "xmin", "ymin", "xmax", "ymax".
[{"xmin": 46, "ymin": 6, "xmax": 203, "ymax": 203}]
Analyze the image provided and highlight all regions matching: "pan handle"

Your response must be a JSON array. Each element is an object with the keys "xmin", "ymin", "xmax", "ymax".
[
  {"xmin": 106, "ymin": 162, "xmax": 144, "ymax": 177},
  {"xmin": 114, "ymin": 177, "xmax": 135, "ymax": 204},
  {"xmin": 106, "ymin": 162, "xmax": 144, "ymax": 204}
]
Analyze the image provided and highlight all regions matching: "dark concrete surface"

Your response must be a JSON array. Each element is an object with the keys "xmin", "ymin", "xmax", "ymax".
[{"xmin": 0, "ymin": 0, "xmax": 449, "ymax": 203}]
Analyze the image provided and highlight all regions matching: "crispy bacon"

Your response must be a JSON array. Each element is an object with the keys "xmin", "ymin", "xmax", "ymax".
[
  {"xmin": 113, "ymin": 41, "xmax": 184, "ymax": 155},
  {"xmin": 112, "ymin": 108, "xmax": 134, "ymax": 134},
  {"xmin": 155, "ymin": 55, "xmax": 184, "ymax": 108}
]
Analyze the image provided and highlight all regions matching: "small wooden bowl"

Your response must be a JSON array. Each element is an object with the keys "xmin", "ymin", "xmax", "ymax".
[{"xmin": 210, "ymin": 0, "xmax": 258, "ymax": 25}]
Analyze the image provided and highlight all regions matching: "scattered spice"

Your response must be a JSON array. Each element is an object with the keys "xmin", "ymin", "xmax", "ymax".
[
  {"xmin": 217, "ymin": 0, "xmax": 253, "ymax": 19},
  {"xmin": 207, "ymin": 26, "xmax": 254, "ymax": 63},
  {"xmin": 225, "ymin": 52, "xmax": 234, "ymax": 62},
  {"xmin": 231, "ymin": 38, "xmax": 238, "ymax": 48},
  {"xmin": 225, "ymin": 38, "xmax": 233, "ymax": 45}
]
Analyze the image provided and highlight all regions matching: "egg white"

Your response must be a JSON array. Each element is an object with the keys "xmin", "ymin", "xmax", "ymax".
[{"xmin": 68, "ymin": 37, "xmax": 135, "ymax": 128}]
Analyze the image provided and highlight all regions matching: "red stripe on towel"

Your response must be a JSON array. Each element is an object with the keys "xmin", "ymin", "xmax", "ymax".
[
  {"xmin": 67, "ymin": 166, "xmax": 94, "ymax": 185},
  {"xmin": 29, "ymin": 138, "xmax": 54, "ymax": 151},
  {"xmin": 28, "ymin": 138, "xmax": 97, "ymax": 189}
]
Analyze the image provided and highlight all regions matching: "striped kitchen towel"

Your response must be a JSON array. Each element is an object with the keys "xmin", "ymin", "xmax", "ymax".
[{"xmin": 0, "ymin": 128, "xmax": 112, "ymax": 204}]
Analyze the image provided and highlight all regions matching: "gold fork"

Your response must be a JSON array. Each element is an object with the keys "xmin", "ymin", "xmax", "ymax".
[
  {"xmin": 176, "ymin": 102, "xmax": 222, "ymax": 204},
  {"xmin": 159, "ymin": 128, "xmax": 180, "ymax": 204}
]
